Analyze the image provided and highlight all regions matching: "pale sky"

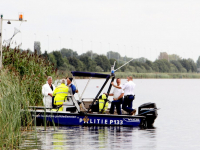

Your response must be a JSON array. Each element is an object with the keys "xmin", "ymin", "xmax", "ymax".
[{"xmin": 1, "ymin": 0, "xmax": 200, "ymax": 61}]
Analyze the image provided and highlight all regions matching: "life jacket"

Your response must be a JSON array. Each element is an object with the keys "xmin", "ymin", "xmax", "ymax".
[
  {"xmin": 53, "ymin": 83, "xmax": 69, "ymax": 106},
  {"xmin": 99, "ymin": 94, "xmax": 109, "ymax": 113},
  {"xmin": 52, "ymin": 106, "xmax": 63, "ymax": 112}
]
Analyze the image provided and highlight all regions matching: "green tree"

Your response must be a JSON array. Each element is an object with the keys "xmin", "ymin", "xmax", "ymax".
[
  {"xmin": 95, "ymin": 66, "xmax": 103, "ymax": 72},
  {"xmin": 81, "ymin": 51, "xmax": 98, "ymax": 60},
  {"xmin": 53, "ymin": 51, "xmax": 64, "ymax": 68},
  {"xmin": 42, "ymin": 50, "xmax": 49, "ymax": 59},
  {"xmin": 179, "ymin": 59, "xmax": 191, "ymax": 72},
  {"xmin": 145, "ymin": 60, "xmax": 153, "ymax": 68},
  {"xmin": 106, "ymin": 51, "xmax": 121, "ymax": 60},
  {"xmin": 169, "ymin": 64, "xmax": 179, "ymax": 73},
  {"xmin": 197, "ymin": 56, "xmax": 200, "ymax": 68},
  {"xmin": 129, "ymin": 61, "xmax": 142, "ymax": 67},
  {"xmin": 188, "ymin": 58, "xmax": 197, "ymax": 72},
  {"xmin": 68, "ymin": 57, "xmax": 85, "ymax": 71},
  {"xmin": 48, "ymin": 53, "xmax": 57, "ymax": 68},
  {"xmin": 95, "ymin": 55, "xmax": 110, "ymax": 72},
  {"xmin": 153, "ymin": 59, "xmax": 170, "ymax": 72},
  {"xmin": 61, "ymin": 48, "xmax": 78, "ymax": 58},
  {"xmin": 79, "ymin": 55, "xmax": 96, "ymax": 71},
  {"xmin": 168, "ymin": 54, "xmax": 182, "ymax": 61},
  {"xmin": 170, "ymin": 60, "xmax": 183, "ymax": 72},
  {"xmin": 109, "ymin": 58, "xmax": 120, "ymax": 69}
]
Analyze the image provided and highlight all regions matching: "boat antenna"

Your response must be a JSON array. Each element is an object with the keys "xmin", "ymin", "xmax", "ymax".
[{"xmin": 114, "ymin": 58, "xmax": 135, "ymax": 72}]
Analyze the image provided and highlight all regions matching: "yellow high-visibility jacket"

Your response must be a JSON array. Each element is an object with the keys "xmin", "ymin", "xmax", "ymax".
[
  {"xmin": 99, "ymin": 94, "xmax": 108, "ymax": 113},
  {"xmin": 53, "ymin": 83, "xmax": 69, "ymax": 106}
]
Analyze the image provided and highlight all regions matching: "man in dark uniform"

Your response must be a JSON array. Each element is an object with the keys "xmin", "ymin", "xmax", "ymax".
[{"xmin": 66, "ymin": 77, "xmax": 78, "ymax": 95}]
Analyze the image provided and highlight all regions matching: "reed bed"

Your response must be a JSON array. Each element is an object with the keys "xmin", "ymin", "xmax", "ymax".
[
  {"xmin": 0, "ymin": 69, "xmax": 28, "ymax": 149},
  {"xmin": 0, "ymin": 47, "xmax": 56, "ymax": 149}
]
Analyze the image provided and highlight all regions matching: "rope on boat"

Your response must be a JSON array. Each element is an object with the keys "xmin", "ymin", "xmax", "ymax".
[{"xmin": 114, "ymin": 58, "xmax": 135, "ymax": 72}]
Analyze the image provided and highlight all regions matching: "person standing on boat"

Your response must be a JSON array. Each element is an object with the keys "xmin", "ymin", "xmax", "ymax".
[
  {"xmin": 104, "ymin": 78, "xmax": 124, "ymax": 115},
  {"xmin": 42, "ymin": 76, "xmax": 55, "ymax": 108},
  {"xmin": 111, "ymin": 76, "xmax": 136, "ymax": 115},
  {"xmin": 66, "ymin": 77, "xmax": 78, "ymax": 95},
  {"xmin": 52, "ymin": 79, "xmax": 69, "ymax": 110}
]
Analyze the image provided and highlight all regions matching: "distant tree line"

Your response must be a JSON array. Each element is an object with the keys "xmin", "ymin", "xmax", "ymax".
[{"xmin": 38, "ymin": 48, "xmax": 200, "ymax": 74}]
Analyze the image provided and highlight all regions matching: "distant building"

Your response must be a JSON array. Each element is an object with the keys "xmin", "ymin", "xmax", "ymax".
[{"xmin": 34, "ymin": 41, "xmax": 41, "ymax": 55}]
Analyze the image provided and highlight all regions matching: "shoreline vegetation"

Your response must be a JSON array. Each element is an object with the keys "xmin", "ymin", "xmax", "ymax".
[
  {"xmin": 0, "ymin": 46, "xmax": 200, "ymax": 148},
  {"xmin": 70, "ymin": 72, "xmax": 200, "ymax": 79},
  {"xmin": 112, "ymin": 72, "xmax": 200, "ymax": 79},
  {"xmin": 0, "ymin": 47, "xmax": 56, "ymax": 149},
  {"xmin": 38, "ymin": 48, "xmax": 200, "ymax": 78}
]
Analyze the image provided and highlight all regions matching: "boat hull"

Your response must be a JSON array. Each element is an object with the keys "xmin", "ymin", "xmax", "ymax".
[{"xmin": 31, "ymin": 110, "xmax": 146, "ymax": 127}]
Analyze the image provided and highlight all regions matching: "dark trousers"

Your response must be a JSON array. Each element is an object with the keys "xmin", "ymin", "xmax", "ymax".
[
  {"xmin": 109, "ymin": 98, "xmax": 123, "ymax": 115},
  {"xmin": 122, "ymin": 95, "xmax": 135, "ymax": 113}
]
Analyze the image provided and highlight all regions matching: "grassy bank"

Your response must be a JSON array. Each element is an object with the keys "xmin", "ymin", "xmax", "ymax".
[
  {"xmin": 0, "ymin": 47, "xmax": 56, "ymax": 149},
  {"xmin": 0, "ymin": 69, "xmax": 31, "ymax": 149},
  {"xmin": 111, "ymin": 72, "xmax": 200, "ymax": 79}
]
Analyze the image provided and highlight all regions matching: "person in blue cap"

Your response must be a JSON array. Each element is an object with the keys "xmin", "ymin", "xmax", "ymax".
[{"xmin": 66, "ymin": 77, "xmax": 78, "ymax": 95}]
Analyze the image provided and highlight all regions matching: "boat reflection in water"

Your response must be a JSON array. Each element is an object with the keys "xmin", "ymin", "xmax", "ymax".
[{"xmin": 20, "ymin": 126, "xmax": 157, "ymax": 150}]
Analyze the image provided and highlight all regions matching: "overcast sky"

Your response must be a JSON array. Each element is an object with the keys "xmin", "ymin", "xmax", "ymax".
[{"xmin": 1, "ymin": 0, "xmax": 200, "ymax": 61}]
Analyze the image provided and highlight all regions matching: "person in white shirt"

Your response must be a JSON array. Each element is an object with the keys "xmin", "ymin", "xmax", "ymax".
[
  {"xmin": 111, "ymin": 76, "xmax": 136, "ymax": 115},
  {"xmin": 42, "ymin": 76, "xmax": 55, "ymax": 108},
  {"xmin": 105, "ymin": 78, "xmax": 124, "ymax": 115}
]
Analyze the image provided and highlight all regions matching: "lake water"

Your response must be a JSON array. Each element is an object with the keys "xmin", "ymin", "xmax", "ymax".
[{"xmin": 20, "ymin": 79, "xmax": 200, "ymax": 150}]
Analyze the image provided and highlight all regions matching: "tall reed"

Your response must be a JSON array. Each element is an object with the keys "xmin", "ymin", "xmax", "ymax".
[
  {"xmin": 0, "ymin": 46, "xmax": 56, "ymax": 149},
  {"xmin": 0, "ymin": 69, "xmax": 27, "ymax": 149}
]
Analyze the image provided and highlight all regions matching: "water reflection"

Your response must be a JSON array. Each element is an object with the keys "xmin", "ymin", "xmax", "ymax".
[{"xmin": 20, "ymin": 126, "xmax": 157, "ymax": 150}]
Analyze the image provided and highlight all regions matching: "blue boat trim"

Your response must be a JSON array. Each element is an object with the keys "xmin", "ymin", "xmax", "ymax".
[{"xmin": 31, "ymin": 110, "xmax": 146, "ymax": 127}]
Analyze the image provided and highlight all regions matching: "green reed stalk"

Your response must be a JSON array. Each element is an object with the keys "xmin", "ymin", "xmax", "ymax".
[{"xmin": 0, "ymin": 47, "xmax": 56, "ymax": 149}]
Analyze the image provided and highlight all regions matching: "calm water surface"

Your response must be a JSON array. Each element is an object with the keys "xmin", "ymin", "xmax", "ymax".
[{"xmin": 20, "ymin": 79, "xmax": 200, "ymax": 150}]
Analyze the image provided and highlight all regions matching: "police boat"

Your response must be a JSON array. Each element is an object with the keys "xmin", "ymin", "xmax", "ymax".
[{"xmin": 29, "ymin": 70, "xmax": 158, "ymax": 128}]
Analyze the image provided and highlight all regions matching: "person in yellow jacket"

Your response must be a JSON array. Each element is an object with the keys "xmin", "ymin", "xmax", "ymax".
[
  {"xmin": 52, "ymin": 79, "xmax": 69, "ymax": 111},
  {"xmin": 99, "ymin": 94, "xmax": 109, "ymax": 114}
]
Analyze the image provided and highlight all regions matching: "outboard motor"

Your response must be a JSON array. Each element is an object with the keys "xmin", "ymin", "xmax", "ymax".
[{"xmin": 138, "ymin": 102, "xmax": 158, "ymax": 127}]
